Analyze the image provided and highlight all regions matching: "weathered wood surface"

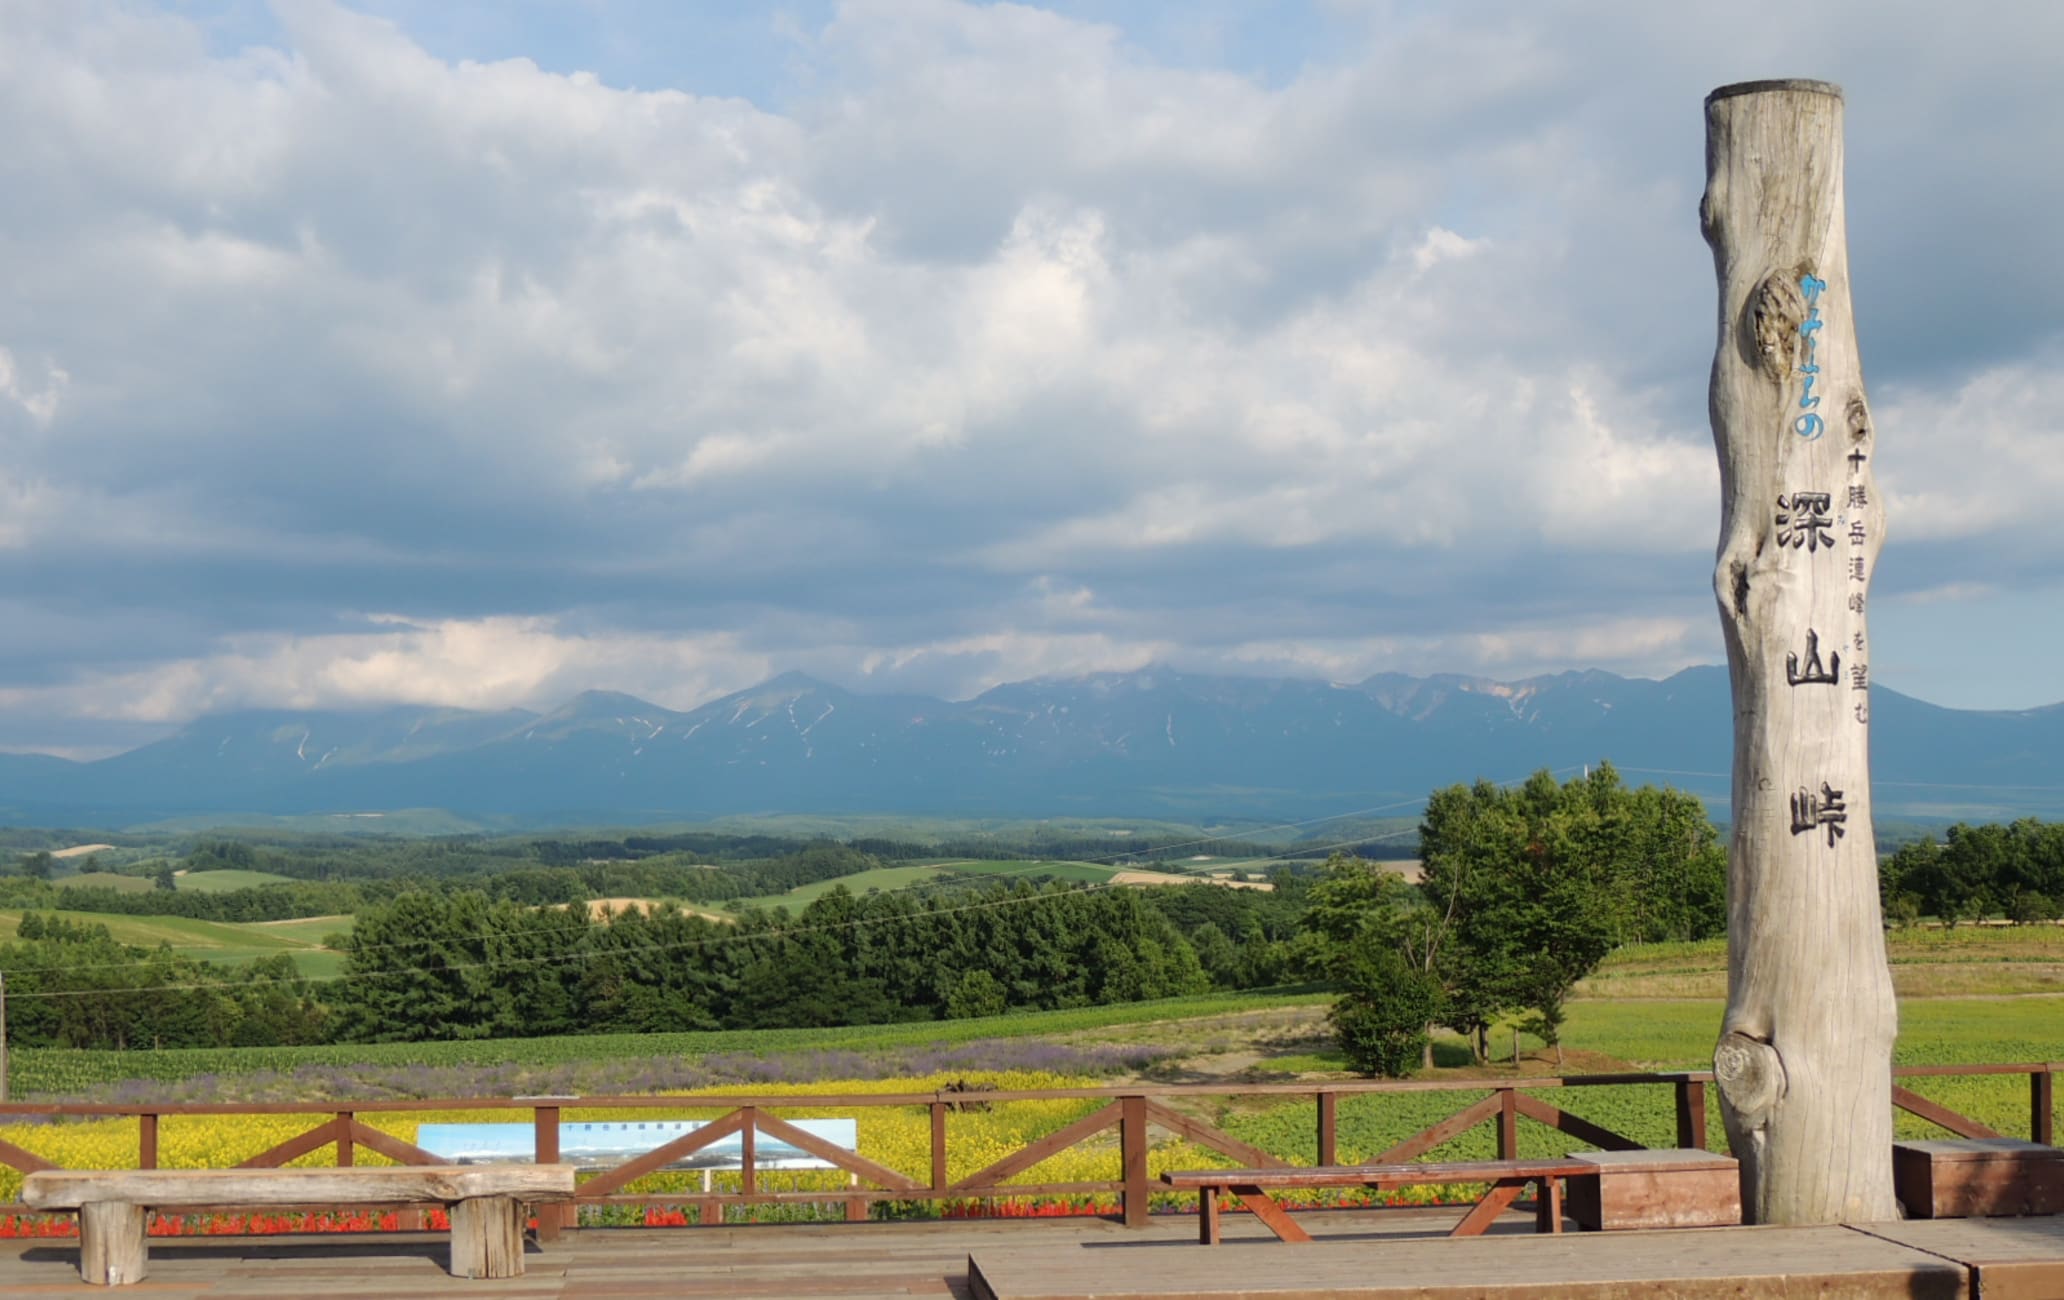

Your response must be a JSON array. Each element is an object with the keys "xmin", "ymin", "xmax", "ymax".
[
  {"xmin": 0, "ymin": 1208, "xmax": 1537, "ymax": 1299},
  {"xmin": 448, "ymin": 1193, "xmax": 525, "ymax": 1280},
  {"xmin": 1702, "ymin": 77, "xmax": 1898, "ymax": 1226},
  {"xmin": 22, "ymin": 1163, "xmax": 577, "ymax": 1209},
  {"xmin": 970, "ymin": 1223, "xmax": 1970, "ymax": 1299},
  {"xmin": 1858, "ymin": 1218, "xmax": 2064, "ymax": 1300},
  {"xmin": 7, "ymin": 1211, "xmax": 2061, "ymax": 1298}
]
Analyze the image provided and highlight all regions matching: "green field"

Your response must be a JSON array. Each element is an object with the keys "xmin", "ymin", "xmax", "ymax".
[
  {"xmin": 1576, "ymin": 925, "xmax": 2064, "ymax": 1000},
  {"xmin": 61, "ymin": 871, "xmax": 152, "ymax": 893},
  {"xmin": 176, "ymin": 868, "xmax": 298, "ymax": 892},
  {"xmin": 0, "ymin": 909, "xmax": 347, "ymax": 979},
  {"xmin": 946, "ymin": 858, "xmax": 1122, "ymax": 883},
  {"xmin": 725, "ymin": 859, "xmax": 1120, "ymax": 912}
]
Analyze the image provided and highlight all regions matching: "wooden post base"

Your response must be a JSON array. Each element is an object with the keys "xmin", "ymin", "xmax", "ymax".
[
  {"xmin": 78, "ymin": 1201, "xmax": 148, "ymax": 1286},
  {"xmin": 448, "ymin": 1194, "xmax": 526, "ymax": 1280}
]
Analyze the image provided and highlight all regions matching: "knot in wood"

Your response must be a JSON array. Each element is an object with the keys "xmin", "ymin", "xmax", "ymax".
[
  {"xmin": 1747, "ymin": 271, "xmax": 1806, "ymax": 378},
  {"xmin": 1713, "ymin": 1032, "xmax": 1787, "ymax": 1128}
]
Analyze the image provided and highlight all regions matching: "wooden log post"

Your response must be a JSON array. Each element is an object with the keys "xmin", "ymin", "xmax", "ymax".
[
  {"xmin": 77, "ymin": 1202, "xmax": 149, "ymax": 1286},
  {"xmin": 1701, "ymin": 79, "xmax": 1897, "ymax": 1224},
  {"xmin": 448, "ymin": 1195, "xmax": 526, "ymax": 1280}
]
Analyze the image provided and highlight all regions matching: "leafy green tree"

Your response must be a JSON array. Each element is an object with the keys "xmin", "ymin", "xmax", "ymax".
[
  {"xmin": 1299, "ymin": 854, "xmax": 1451, "ymax": 1075},
  {"xmin": 1329, "ymin": 945, "xmax": 1444, "ymax": 1077},
  {"xmin": 1419, "ymin": 765, "xmax": 1719, "ymax": 1063}
]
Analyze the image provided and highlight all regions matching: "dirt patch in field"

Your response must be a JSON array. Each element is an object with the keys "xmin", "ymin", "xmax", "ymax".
[
  {"xmin": 1112, "ymin": 870, "xmax": 1273, "ymax": 891},
  {"xmin": 584, "ymin": 897, "xmax": 735, "ymax": 925},
  {"xmin": 52, "ymin": 843, "xmax": 117, "ymax": 859}
]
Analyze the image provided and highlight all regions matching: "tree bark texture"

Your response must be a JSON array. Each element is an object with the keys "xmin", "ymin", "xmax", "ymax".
[{"xmin": 1702, "ymin": 79, "xmax": 1897, "ymax": 1225}]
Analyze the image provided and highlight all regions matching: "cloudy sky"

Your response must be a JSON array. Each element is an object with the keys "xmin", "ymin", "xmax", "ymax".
[{"xmin": 3, "ymin": 0, "xmax": 2062, "ymax": 758}]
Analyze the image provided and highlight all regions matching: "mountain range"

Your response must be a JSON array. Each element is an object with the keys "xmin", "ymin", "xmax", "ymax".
[{"xmin": 4, "ymin": 666, "xmax": 2063, "ymax": 827}]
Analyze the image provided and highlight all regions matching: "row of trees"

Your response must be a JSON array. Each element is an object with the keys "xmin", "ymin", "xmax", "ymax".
[
  {"xmin": 330, "ymin": 882, "xmax": 1208, "ymax": 1041},
  {"xmin": 1880, "ymin": 819, "xmax": 2064, "ymax": 924},
  {"xmin": 0, "ymin": 880, "xmax": 1213, "ymax": 1049}
]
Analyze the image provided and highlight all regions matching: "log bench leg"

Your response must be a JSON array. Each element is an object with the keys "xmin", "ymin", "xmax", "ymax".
[
  {"xmin": 448, "ymin": 1195, "xmax": 525, "ymax": 1280},
  {"xmin": 1198, "ymin": 1185, "xmax": 1220, "ymax": 1245},
  {"xmin": 78, "ymin": 1202, "xmax": 149, "ymax": 1286}
]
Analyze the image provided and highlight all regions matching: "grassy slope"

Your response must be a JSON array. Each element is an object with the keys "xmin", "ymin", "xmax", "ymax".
[
  {"xmin": 723, "ymin": 860, "xmax": 1118, "ymax": 913},
  {"xmin": 60, "ymin": 872, "xmax": 152, "ymax": 893},
  {"xmin": 177, "ymin": 868, "xmax": 298, "ymax": 892},
  {"xmin": 0, "ymin": 908, "xmax": 347, "ymax": 978}
]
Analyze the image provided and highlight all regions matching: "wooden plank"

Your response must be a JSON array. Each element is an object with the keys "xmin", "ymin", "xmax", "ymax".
[
  {"xmin": 1226, "ymin": 1185, "xmax": 1312, "ymax": 1244},
  {"xmin": 1507, "ymin": 1092, "xmax": 1645, "ymax": 1152},
  {"xmin": 22, "ymin": 1163, "xmax": 576, "ymax": 1209},
  {"xmin": 1855, "ymin": 1217, "xmax": 2064, "ymax": 1299},
  {"xmin": 0, "ymin": 1135, "xmax": 57, "ymax": 1174},
  {"xmin": 1448, "ymin": 1178, "xmax": 1527, "ymax": 1237},
  {"xmin": 1369, "ymin": 1092, "xmax": 1501, "ymax": 1164},
  {"xmin": 1162, "ymin": 1158, "xmax": 1591, "ymax": 1189},
  {"xmin": 1121, "ymin": 1096, "xmax": 1149, "ymax": 1229},
  {"xmin": 968, "ymin": 1223, "xmax": 1973, "ymax": 1298},
  {"xmin": 345, "ymin": 1121, "xmax": 451, "ymax": 1168},
  {"xmin": 1676, "ymin": 1079, "xmax": 1708, "ymax": 1151},
  {"xmin": 235, "ymin": 1115, "xmax": 348, "ymax": 1169},
  {"xmin": 2034, "ymin": 1070, "xmax": 2055, "ymax": 1146},
  {"xmin": 945, "ymin": 1103, "xmax": 1121, "ymax": 1194},
  {"xmin": 1143, "ymin": 1100, "xmax": 1293, "ymax": 1171},
  {"xmin": 1891, "ymin": 1085, "xmax": 2004, "ymax": 1140},
  {"xmin": 1316, "ymin": 1092, "xmax": 1337, "ymax": 1168}
]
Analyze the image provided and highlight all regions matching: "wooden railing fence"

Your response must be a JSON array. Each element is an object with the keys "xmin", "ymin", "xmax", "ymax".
[{"xmin": 0, "ymin": 1064, "xmax": 2051, "ymax": 1235}]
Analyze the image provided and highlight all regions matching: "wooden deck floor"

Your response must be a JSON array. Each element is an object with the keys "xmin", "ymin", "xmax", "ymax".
[{"xmin": 0, "ymin": 1208, "xmax": 2058, "ymax": 1298}]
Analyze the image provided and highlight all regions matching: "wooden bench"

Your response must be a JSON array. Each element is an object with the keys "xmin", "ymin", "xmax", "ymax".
[
  {"xmin": 1561, "ymin": 1149, "xmax": 1740, "ymax": 1230},
  {"xmin": 1893, "ymin": 1139, "xmax": 2064, "ymax": 1219},
  {"xmin": 22, "ymin": 1164, "xmax": 577, "ymax": 1286},
  {"xmin": 1161, "ymin": 1159, "xmax": 1597, "ymax": 1244}
]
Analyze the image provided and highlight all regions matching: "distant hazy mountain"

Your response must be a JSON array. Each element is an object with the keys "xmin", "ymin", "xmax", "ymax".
[{"xmin": 4, "ymin": 666, "xmax": 2062, "ymax": 826}]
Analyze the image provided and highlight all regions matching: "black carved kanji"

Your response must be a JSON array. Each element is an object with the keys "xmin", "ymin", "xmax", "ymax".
[
  {"xmin": 1776, "ymin": 493, "xmax": 1835, "ymax": 551},
  {"xmin": 1790, "ymin": 782, "xmax": 1848, "ymax": 848}
]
